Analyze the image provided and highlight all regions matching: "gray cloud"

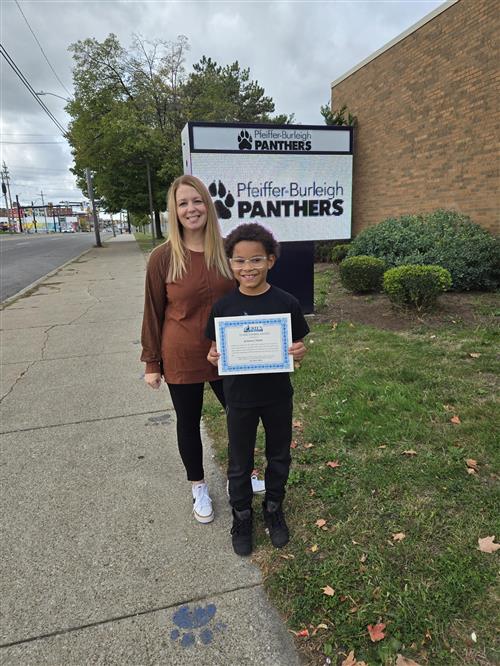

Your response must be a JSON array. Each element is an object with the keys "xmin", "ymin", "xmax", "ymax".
[{"xmin": 1, "ymin": 0, "xmax": 444, "ymax": 206}]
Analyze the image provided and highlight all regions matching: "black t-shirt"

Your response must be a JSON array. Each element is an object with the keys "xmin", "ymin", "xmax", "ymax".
[{"xmin": 206, "ymin": 286, "xmax": 310, "ymax": 407}]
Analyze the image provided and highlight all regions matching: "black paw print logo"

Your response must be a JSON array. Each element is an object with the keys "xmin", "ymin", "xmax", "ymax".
[
  {"xmin": 209, "ymin": 180, "xmax": 235, "ymax": 220},
  {"xmin": 238, "ymin": 129, "xmax": 252, "ymax": 150},
  {"xmin": 170, "ymin": 603, "xmax": 226, "ymax": 648}
]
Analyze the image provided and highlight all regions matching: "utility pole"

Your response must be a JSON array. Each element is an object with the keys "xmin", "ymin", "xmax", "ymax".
[
  {"xmin": 1, "ymin": 174, "xmax": 11, "ymax": 229},
  {"xmin": 85, "ymin": 168, "xmax": 102, "ymax": 248},
  {"xmin": 2, "ymin": 162, "xmax": 14, "ymax": 230},
  {"xmin": 39, "ymin": 190, "xmax": 48, "ymax": 232},
  {"xmin": 31, "ymin": 201, "xmax": 38, "ymax": 232},
  {"xmin": 15, "ymin": 195, "xmax": 23, "ymax": 233}
]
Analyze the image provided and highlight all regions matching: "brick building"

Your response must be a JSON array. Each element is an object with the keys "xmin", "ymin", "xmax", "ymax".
[{"xmin": 330, "ymin": 0, "xmax": 499, "ymax": 236}]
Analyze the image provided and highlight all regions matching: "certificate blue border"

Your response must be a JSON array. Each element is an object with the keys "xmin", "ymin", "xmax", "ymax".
[{"xmin": 218, "ymin": 316, "xmax": 291, "ymax": 373}]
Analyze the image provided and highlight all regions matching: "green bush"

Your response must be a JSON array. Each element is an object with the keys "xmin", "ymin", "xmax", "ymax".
[
  {"xmin": 331, "ymin": 243, "xmax": 350, "ymax": 264},
  {"xmin": 339, "ymin": 255, "xmax": 385, "ymax": 293},
  {"xmin": 314, "ymin": 241, "xmax": 336, "ymax": 263},
  {"xmin": 347, "ymin": 210, "xmax": 499, "ymax": 291},
  {"xmin": 384, "ymin": 264, "xmax": 452, "ymax": 309}
]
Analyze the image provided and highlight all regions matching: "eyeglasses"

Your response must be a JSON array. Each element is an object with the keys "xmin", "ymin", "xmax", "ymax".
[{"xmin": 229, "ymin": 256, "xmax": 268, "ymax": 268}]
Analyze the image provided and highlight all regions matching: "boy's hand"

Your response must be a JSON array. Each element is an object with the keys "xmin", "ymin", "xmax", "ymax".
[
  {"xmin": 289, "ymin": 340, "xmax": 307, "ymax": 368},
  {"xmin": 207, "ymin": 342, "xmax": 220, "ymax": 367},
  {"xmin": 145, "ymin": 372, "xmax": 162, "ymax": 389}
]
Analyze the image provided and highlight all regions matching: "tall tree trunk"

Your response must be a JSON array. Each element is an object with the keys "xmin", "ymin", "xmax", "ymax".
[{"xmin": 154, "ymin": 209, "xmax": 164, "ymax": 239}]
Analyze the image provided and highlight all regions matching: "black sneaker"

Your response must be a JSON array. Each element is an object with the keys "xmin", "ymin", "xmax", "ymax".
[
  {"xmin": 262, "ymin": 500, "xmax": 289, "ymax": 548},
  {"xmin": 231, "ymin": 508, "xmax": 253, "ymax": 556}
]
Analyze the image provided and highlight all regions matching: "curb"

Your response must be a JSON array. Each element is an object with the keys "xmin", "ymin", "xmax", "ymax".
[{"xmin": 1, "ymin": 246, "xmax": 97, "ymax": 309}]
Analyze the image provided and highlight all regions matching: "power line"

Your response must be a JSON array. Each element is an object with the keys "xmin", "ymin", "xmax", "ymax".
[
  {"xmin": 0, "ymin": 44, "xmax": 67, "ymax": 136},
  {"xmin": 14, "ymin": 0, "xmax": 72, "ymax": 98},
  {"xmin": 1, "ymin": 141, "xmax": 67, "ymax": 144}
]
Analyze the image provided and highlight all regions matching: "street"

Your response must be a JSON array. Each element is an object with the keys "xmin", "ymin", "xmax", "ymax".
[{"xmin": 0, "ymin": 232, "xmax": 107, "ymax": 302}]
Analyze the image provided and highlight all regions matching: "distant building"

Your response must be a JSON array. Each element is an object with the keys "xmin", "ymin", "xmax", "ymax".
[{"xmin": 330, "ymin": 0, "xmax": 499, "ymax": 236}]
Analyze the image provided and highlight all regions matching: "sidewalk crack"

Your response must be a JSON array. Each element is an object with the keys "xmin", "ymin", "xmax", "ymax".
[
  {"xmin": 0, "ymin": 361, "xmax": 36, "ymax": 403},
  {"xmin": 0, "ymin": 582, "xmax": 263, "ymax": 649}
]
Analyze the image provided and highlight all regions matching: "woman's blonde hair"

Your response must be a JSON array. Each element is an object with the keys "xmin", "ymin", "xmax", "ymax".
[{"xmin": 166, "ymin": 175, "xmax": 233, "ymax": 282}]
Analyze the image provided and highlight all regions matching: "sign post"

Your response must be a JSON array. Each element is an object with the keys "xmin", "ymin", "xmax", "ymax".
[{"xmin": 182, "ymin": 122, "xmax": 353, "ymax": 312}]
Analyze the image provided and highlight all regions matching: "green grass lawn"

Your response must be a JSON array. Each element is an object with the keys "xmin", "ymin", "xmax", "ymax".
[
  {"xmin": 203, "ymin": 269, "xmax": 499, "ymax": 665},
  {"xmin": 134, "ymin": 231, "xmax": 166, "ymax": 253}
]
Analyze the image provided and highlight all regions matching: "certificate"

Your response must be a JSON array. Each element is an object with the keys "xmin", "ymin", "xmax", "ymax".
[{"xmin": 215, "ymin": 313, "xmax": 293, "ymax": 376}]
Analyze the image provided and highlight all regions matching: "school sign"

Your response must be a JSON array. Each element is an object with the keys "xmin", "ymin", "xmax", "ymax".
[{"xmin": 181, "ymin": 122, "xmax": 353, "ymax": 242}]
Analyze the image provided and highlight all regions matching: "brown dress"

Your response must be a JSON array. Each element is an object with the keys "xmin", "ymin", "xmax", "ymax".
[{"xmin": 141, "ymin": 242, "xmax": 235, "ymax": 383}]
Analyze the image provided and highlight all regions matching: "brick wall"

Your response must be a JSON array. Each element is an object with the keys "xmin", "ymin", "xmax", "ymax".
[{"xmin": 331, "ymin": 0, "xmax": 499, "ymax": 236}]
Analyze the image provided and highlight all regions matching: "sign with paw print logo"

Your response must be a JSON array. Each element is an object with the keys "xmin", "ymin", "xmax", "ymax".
[{"xmin": 182, "ymin": 121, "xmax": 353, "ymax": 241}]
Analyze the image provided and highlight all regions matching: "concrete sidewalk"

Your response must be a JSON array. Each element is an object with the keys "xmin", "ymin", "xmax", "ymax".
[{"xmin": 0, "ymin": 236, "xmax": 302, "ymax": 665}]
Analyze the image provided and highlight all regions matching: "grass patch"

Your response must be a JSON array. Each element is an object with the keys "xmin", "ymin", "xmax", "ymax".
[
  {"xmin": 134, "ymin": 231, "xmax": 166, "ymax": 253},
  {"xmin": 203, "ymin": 268, "xmax": 500, "ymax": 665},
  {"xmin": 314, "ymin": 266, "xmax": 335, "ymax": 312}
]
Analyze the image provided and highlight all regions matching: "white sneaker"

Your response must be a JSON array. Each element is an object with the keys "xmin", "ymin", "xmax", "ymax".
[
  {"xmin": 226, "ymin": 474, "xmax": 266, "ymax": 497},
  {"xmin": 192, "ymin": 483, "xmax": 214, "ymax": 524}
]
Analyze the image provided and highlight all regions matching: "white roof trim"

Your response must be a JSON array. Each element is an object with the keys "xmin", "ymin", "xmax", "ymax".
[{"xmin": 331, "ymin": 0, "xmax": 460, "ymax": 89}]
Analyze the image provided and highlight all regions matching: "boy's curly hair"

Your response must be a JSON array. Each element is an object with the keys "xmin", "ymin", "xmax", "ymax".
[{"xmin": 224, "ymin": 223, "xmax": 280, "ymax": 258}]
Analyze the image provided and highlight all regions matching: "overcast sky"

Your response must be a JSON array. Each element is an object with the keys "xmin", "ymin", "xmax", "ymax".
[{"xmin": 1, "ymin": 0, "xmax": 445, "ymax": 208}]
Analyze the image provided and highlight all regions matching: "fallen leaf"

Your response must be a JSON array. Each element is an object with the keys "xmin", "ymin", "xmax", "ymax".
[
  {"xmin": 295, "ymin": 628, "xmax": 309, "ymax": 638},
  {"xmin": 315, "ymin": 518, "xmax": 327, "ymax": 528},
  {"xmin": 425, "ymin": 629, "xmax": 432, "ymax": 641},
  {"xmin": 279, "ymin": 553, "xmax": 295, "ymax": 560},
  {"xmin": 309, "ymin": 339, "xmax": 314, "ymax": 344},
  {"xmin": 331, "ymin": 321, "xmax": 338, "ymax": 330},
  {"xmin": 309, "ymin": 488, "xmax": 315, "ymax": 496},
  {"xmin": 341, "ymin": 651, "xmax": 356, "ymax": 666},
  {"xmin": 378, "ymin": 445, "xmax": 387, "ymax": 449},
  {"xmin": 341, "ymin": 651, "xmax": 368, "ymax": 666},
  {"xmin": 467, "ymin": 468, "xmax": 477, "ymax": 475},
  {"xmin": 310, "ymin": 392, "xmax": 317, "ymax": 397},
  {"xmin": 312, "ymin": 622, "xmax": 328, "ymax": 635},
  {"xmin": 349, "ymin": 606, "xmax": 358, "ymax": 613},
  {"xmin": 304, "ymin": 442, "xmax": 314, "ymax": 449},
  {"xmin": 429, "ymin": 334, "xmax": 436, "ymax": 339},
  {"xmin": 351, "ymin": 539, "xmax": 361, "ymax": 545},
  {"xmin": 402, "ymin": 450, "xmax": 417, "ymax": 456},
  {"xmin": 321, "ymin": 585, "xmax": 335, "ymax": 596},
  {"xmin": 326, "ymin": 460, "xmax": 341, "ymax": 468},
  {"xmin": 360, "ymin": 553, "xmax": 367, "ymax": 563},
  {"xmin": 450, "ymin": 415, "xmax": 461, "ymax": 425},
  {"xmin": 290, "ymin": 440, "xmax": 298, "ymax": 449},
  {"xmin": 465, "ymin": 458, "xmax": 479, "ymax": 470},
  {"xmin": 443, "ymin": 404, "xmax": 454, "ymax": 411},
  {"xmin": 471, "ymin": 631, "xmax": 477, "ymax": 643},
  {"xmin": 310, "ymin": 544, "xmax": 319, "ymax": 553},
  {"xmin": 469, "ymin": 352, "xmax": 481, "ymax": 358},
  {"xmin": 478, "ymin": 535, "xmax": 500, "ymax": 553},
  {"xmin": 396, "ymin": 656, "xmax": 422, "ymax": 666},
  {"xmin": 392, "ymin": 532, "xmax": 406, "ymax": 541},
  {"xmin": 367, "ymin": 622, "xmax": 386, "ymax": 642},
  {"xmin": 292, "ymin": 419, "xmax": 303, "ymax": 430}
]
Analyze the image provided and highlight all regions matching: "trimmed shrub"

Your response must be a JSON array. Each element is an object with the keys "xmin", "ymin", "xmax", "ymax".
[
  {"xmin": 347, "ymin": 210, "xmax": 499, "ymax": 291},
  {"xmin": 340, "ymin": 255, "xmax": 385, "ymax": 293},
  {"xmin": 383, "ymin": 264, "xmax": 452, "ymax": 309},
  {"xmin": 331, "ymin": 243, "xmax": 350, "ymax": 264},
  {"xmin": 314, "ymin": 241, "xmax": 336, "ymax": 263}
]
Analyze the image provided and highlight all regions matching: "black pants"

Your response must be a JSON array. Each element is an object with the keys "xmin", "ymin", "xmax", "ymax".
[
  {"xmin": 227, "ymin": 398, "xmax": 293, "ymax": 512},
  {"xmin": 167, "ymin": 380, "xmax": 225, "ymax": 481}
]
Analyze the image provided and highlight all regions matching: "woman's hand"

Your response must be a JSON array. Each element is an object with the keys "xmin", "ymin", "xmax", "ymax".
[
  {"xmin": 289, "ymin": 340, "xmax": 307, "ymax": 368},
  {"xmin": 207, "ymin": 342, "xmax": 220, "ymax": 367},
  {"xmin": 145, "ymin": 372, "xmax": 162, "ymax": 389}
]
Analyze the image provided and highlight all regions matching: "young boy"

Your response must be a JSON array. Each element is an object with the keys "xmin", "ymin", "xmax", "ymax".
[{"xmin": 206, "ymin": 223, "xmax": 309, "ymax": 556}]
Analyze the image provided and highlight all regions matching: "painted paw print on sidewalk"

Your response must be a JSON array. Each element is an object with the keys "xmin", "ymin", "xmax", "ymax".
[
  {"xmin": 170, "ymin": 603, "xmax": 226, "ymax": 648},
  {"xmin": 238, "ymin": 129, "xmax": 252, "ymax": 150},
  {"xmin": 209, "ymin": 180, "xmax": 235, "ymax": 219}
]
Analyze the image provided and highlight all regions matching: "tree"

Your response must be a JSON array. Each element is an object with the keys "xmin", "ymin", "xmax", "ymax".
[
  {"xmin": 320, "ymin": 102, "xmax": 356, "ymax": 126},
  {"xmin": 67, "ymin": 35, "xmax": 293, "ymax": 233}
]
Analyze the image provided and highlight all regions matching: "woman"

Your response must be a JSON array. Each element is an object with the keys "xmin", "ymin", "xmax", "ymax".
[{"xmin": 141, "ymin": 175, "xmax": 235, "ymax": 524}]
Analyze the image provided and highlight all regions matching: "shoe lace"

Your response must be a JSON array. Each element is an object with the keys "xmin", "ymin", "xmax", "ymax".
[
  {"xmin": 231, "ymin": 514, "xmax": 251, "ymax": 535},
  {"xmin": 193, "ymin": 485, "xmax": 211, "ymax": 511},
  {"xmin": 269, "ymin": 507, "xmax": 286, "ymax": 529}
]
